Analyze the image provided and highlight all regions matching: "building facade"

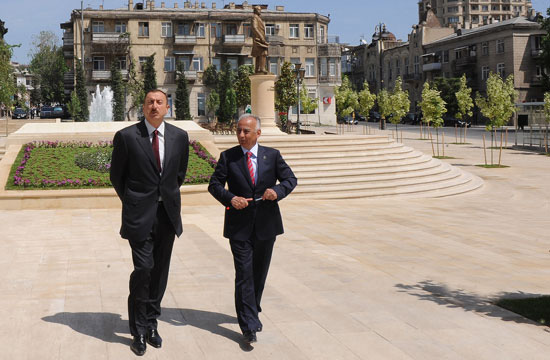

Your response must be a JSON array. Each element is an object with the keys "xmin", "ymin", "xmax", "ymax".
[
  {"xmin": 60, "ymin": 0, "xmax": 341, "ymax": 125},
  {"xmin": 418, "ymin": 0, "xmax": 534, "ymax": 29}
]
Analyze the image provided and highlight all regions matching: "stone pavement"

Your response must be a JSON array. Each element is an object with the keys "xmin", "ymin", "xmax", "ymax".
[{"xmin": 1, "ymin": 129, "xmax": 550, "ymax": 359}]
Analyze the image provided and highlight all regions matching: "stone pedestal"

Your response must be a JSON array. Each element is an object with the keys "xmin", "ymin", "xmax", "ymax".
[{"xmin": 250, "ymin": 74, "xmax": 286, "ymax": 135}]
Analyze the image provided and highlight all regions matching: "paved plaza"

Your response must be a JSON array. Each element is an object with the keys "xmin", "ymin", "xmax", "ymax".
[{"xmin": 1, "ymin": 127, "xmax": 549, "ymax": 359}]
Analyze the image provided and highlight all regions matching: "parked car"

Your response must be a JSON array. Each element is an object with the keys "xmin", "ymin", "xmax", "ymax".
[
  {"xmin": 12, "ymin": 107, "xmax": 28, "ymax": 119},
  {"xmin": 356, "ymin": 114, "xmax": 367, "ymax": 121},
  {"xmin": 40, "ymin": 106, "xmax": 54, "ymax": 119},
  {"xmin": 401, "ymin": 112, "xmax": 417, "ymax": 125},
  {"xmin": 368, "ymin": 110, "xmax": 381, "ymax": 122},
  {"xmin": 443, "ymin": 115, "xmax": 471, "ymax": 128},
  {"xmin": 52, "ymin": 106, "xmax": 70, "ymax": 119}
]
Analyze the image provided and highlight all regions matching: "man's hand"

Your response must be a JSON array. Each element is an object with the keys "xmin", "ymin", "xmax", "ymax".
[
  {"xmin": 231, "ymin": 196, "xmax": 252, "ymax": 210},
  {"xmin": 262, "ymin": 188, "xmax": 278, "ymax": 201}
]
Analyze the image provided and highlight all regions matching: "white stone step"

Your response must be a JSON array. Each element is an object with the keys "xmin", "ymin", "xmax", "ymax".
[{"xmin": 290, "ymin": 153, "xmax": 431, "ymax": 172}]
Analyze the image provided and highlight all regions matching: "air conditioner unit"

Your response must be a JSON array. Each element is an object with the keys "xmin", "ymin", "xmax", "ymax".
[
  {"xmin": 84, "ymin": 27, "xmax": 91, "ymax": 32},
  {"xmin": 85, "ymin": 57, "xmax": 93, "ymax": 63},
  {"xmin": 275, "ymin": 24, "xmax": 280, "ymax": 30}
]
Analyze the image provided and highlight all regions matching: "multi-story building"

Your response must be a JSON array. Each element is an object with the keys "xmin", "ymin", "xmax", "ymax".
[
  {"xmin": 11, "ymin": 62, "xmax": 35, "ymax": 107},
  {"xmin": 60, "ymin": 0, "xmax": 341, "ymax": 125},
  {"xmin": 418, "ymin": 0, "xmax": 534, "ymax": 29}
]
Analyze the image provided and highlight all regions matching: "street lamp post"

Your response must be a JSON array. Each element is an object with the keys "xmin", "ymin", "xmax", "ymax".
[{"xmin": 294, "ymin": 63, "xmax": 305, "ymax": 134}]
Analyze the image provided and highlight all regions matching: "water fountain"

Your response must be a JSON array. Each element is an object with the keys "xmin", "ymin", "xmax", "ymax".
[{"xmin": 89, "ymin": 85, "xmax": 113, "ymax": 122}]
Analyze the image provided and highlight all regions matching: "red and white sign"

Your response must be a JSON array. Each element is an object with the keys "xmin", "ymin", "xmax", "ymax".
[{"xmin": 322, "ymin": 96, "xmax": 332, "ymax": 105}]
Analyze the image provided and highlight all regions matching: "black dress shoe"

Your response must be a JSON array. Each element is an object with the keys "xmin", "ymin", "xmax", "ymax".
[
  {"xmin": 146, "ymin": 328, "xmax": 162, "ymax": 348},
  {"xmin": 131, "ymin": 334, "xmax": 146, "ymax": 356},
  {"xmin": 243, "ymin": 330, "xmax": 257, "ymax": 344}
]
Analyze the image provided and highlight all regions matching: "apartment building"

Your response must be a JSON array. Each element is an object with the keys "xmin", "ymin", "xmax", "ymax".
[
  {"xmin": 60, "ymin": 0, "xmax": 341, "ymax": 124},
  {"xmin": 418, "ymin": 0, "xmax": 533, "ymax": 29}
]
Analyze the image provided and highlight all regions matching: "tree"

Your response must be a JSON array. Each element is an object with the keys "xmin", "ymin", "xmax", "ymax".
[
  {"xmin": 455, "ymin": 74, "xmax": 474, "ymax": 120},
  {"xmin": 126, "ymin": 58, "xmax": 145, "ymax": 121},
  {"xmin": 334, "ymin": 75, "xmax": 358, "ymax": 118},
  {"xmin": 377, "ymin": 89, "xmax": 392, "ymax": 129},
  {"xmin": 111, "ymin": 66, "xmax": 125, "ymax": 121},
  {"xmin": 544, "ymin": 92, "xmax": 550, "ymax": 152},
  {"xmin": 0, "ymin": 40, "xmax": 16, "ymax": 114},
  {"xmin": 202, "ymin": 64, "xmax": 219, "ymax": 88},
  {"xmin": 388, "ymin": 77, "xmax": 410, "ymax": 132},
  {"xmin": 74, "ymin": 59, "xmax": 88, "ymax": 121},
  {"xmin": 476, "ymin": 72, "xmax": 517, "ymax": 165},
  {"xmin": 537, "ymin": 8, "xmax": 550, "ymax": 92},
  {"xmin": 143, "ymin": 54, "xmax": 157, "ymax": 94},
  {"xmin": 175, "ymin": 61, "xmax": 191, "ymax": 120},
  {"xmin": 66, "ymin": 91, "xmax": 81, "ymax": 120},
  {"xmin": 419, "ymin": 82, "xmax": 447, "ymax": 156},
  {"xmin": 28, "ymin": 31, "xmax": 67, "ymax": 104},
  {"xmin": 206, "ymin": 90, "xmax": 220, "ymax": 122},
  {"xmin": 299, "ymin": 82, "xmax": 318, "ymax": 115},
  {"xmin": 235, "ymin": 64, "xmax": 254, "ymax": 112},
  {"xmin": 433, "ymin": 77, "xmax": 461, "ymax": 118},
  {"xmin": 274, "ymin": 61, "xmax": 297, "ymax": 132},
  {"xmin": 217, "ymin": 62, "xmax": 237, "ymax": 123},
  {"xmin": 356, "ymin": 81, "xmax": 376, "ymax": 121}
]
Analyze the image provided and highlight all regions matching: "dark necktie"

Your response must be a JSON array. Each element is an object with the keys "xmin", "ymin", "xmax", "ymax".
[
  {"xmin": 246, "ymin": 151, "xmax": 255, "ymax": 185},
  {"xmin": 152, "ymin": 129, "xmax": 161, "ymax": 172}
]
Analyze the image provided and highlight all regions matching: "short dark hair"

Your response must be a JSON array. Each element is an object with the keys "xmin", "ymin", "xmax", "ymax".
[{"xmin": 144, "ymin": 89, "xmax": 168, "ymax": 104}]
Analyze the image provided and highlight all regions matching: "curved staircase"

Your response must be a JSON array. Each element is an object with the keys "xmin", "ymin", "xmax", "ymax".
[{"xmin": 213, "ymin": 134, "xmax": 483, "ymax": 199}]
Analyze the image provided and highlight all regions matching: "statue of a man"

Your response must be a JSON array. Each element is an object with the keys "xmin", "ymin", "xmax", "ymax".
[
  {"xmin": 0, "ymin": 20, "xmax": 8, "ymax": 40},
  {"xmin": 251, "ymin": 6, "xmax": 268, "ymax": 74}
]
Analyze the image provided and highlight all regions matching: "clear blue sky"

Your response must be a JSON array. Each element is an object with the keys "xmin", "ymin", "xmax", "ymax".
[{"xmin": 3, "ymin": 0, "xmax": 548, "ymax": 64}]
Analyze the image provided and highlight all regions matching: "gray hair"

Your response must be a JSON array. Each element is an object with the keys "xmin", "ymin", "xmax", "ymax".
[{"xmin": 238, "ymin": 113, "xmax": 261, "ymax": 130}]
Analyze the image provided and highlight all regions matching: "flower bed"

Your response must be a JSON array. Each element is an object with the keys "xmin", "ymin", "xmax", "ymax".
[{"xmin": 6, "ymin": 140, "xmax": 217, "ymax": 190}]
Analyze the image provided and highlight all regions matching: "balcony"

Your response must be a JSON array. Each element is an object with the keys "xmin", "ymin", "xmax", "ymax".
[
  {"xmin": 223, "ymin": 34, "xmax": 245, "ymax": 45},
  {"xmin": 422, "ymin": 62, "xmax": 442, "ymax": 72},
  {"xmin": 174, "ymin": 35, "xmax": 197, "ymax": 45},
  {"xmin": 164, "ymin": 70, "xmax": 198, "ymax": 84},
  {"xmin": 266, "ymin": 35, "xmax": 285, "ymax": 45},
  {"xmin": 454, "ymin": 56, "xmax": 477, "ymax": 67},
  {"xmin": 63, "ymin": 33, "xmax": 74, "ymax": 48},
  {"xmin": 318, "ymin": 74, "xmax": 340, "ymax": 84},
  {"xmin": 532, "ymin": 49, "xmax": 543, "ymax": 58},
  {"xmin": 92, "ymin": 70, "xmax": 128, "ymax": 81},
  {"xmin": 64, "ymin": 72, "xmax": 75, "ymax": 85},
  {"xmin": 184, "ymin": 70, "xmax": 197, "ymax": 80},
  {"xmin": 92, "ymin": 32, "xmax": 130, "ymax": 44},
  {"xmin": 403, "ymin": 73, "xmax": 422, "ymax": 82},
  {"xmin": 317, "ymin": 43, "xmax": 341, "ymax": 57},
  {"xmin": 64, "ymin": 51, "xmax": 74, "ymax": 58}
]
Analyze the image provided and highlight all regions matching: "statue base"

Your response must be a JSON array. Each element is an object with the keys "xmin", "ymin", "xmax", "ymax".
[{"xmin": 250, "ymin": 74, "xmax": 286, "ymax": 136}]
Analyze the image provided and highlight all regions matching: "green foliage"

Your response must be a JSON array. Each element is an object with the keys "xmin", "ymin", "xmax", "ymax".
[
  {"xmin": 275, "ymin": 62, "xmax": 297, "ymax": 131},
  {"xmin": 28, "ymin": 31, "xmax": 67, "ymax": 104},
  {"xmin": 388, "ymin": 77, "xmax": 410, "ymax": 125},
  {"xmin": 433, "ymin": 77, "xmax": 461, "ymax": 118},
  {"xmin": 235, "ymin": 64, "xmax": 254, "ymax": 111},
  {"xmin": 335, "ymin": 76, "xmax": 358, "ymax": 117},
  {"xmin": 475, "ymin": 72, "xmax": 517, "ymax": 131},
  {"xmin": 544, "ymin": 92, "xmax": 550, "ymax": 124},
  {"xmin": 377, "ymin": 89, "xmax": 392, "ymax": 120},
  {"xmin": 175, "ymin": 61, "xmax": 191, "ymax": 120},
  {"xmin": 126, "ymin": 58, "xmax": 145, "ymax": 120},
  {"xmin": 455, "ymin": 74, "xmax": 474, "ymax": 120},
  {"xmin": 206, "ymin": 90, "xmax": 220, "ymax": 120},
  {"xmin": 217, "ymin": 62, "xmax": 237, "ymax": 123},
  {"xmin": 299, "ymin": 82, "xmax": 318, "ymax": 114},
  {"xmin": 202, "ymin": 64, "xmax": 219, "ymax": 88},
  {"xmin": 110, "ymin": 66, "xmax": 125, "ymax": 121},
  {"xmin": 537, "ymin": 8, "xmax": 550, "ymax": 92},
  {"xmin": 419, "ymin": 82, "xmax": 447, "ymax": 128},
  {"xmin": 143, "ymin": 54, "xmax": 157, "ymax": 95},
  {"xmin": 0, "ymin": 40, "xmax": 16, "ymax": 109},
  {"xmin": 66, "ymin": 91, "xmax": 81, "ymax": 120},
  {"xmin": 357, "ymin": 81, "xmax": 376, "ymax": 119},
  {"xmin": 75, "ymin": 59, "xmax": 88, "ymax": 121}
]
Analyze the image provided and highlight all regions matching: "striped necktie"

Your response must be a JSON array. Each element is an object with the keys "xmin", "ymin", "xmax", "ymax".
[{"xmin": 246, "ymin": 151, "xmax": 255, "ymax": 185}]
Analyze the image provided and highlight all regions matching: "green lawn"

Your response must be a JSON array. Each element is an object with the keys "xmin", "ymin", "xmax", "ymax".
[{"xmin": 6, "ymin": 140, "xmax": 217, "ymax": 190}]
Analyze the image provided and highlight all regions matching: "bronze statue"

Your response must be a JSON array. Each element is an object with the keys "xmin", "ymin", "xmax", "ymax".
[
  {"xmin": 251, "ymin": 6, "xmax": 268, "ymax": 74},
  {"xmin": 0, "ymin": 20, "xmax": 7, "ymax": 40}
]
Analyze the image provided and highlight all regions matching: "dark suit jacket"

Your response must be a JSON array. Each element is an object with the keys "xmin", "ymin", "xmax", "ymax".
[
  {"xmin": 110, "ymin": 120, "xmax": 189, "ymax": 241},
  {"xmin": 208, "ymin": 144, "xmax": 297, "ymax": 241}
]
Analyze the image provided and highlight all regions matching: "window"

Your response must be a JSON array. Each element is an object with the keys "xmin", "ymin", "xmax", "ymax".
[
  {"xmin": 448, "ymin": 6, "xmax": 459, "ymax": 13},
  {"xmin": 225, "ymin": 23, "xmax": 237, "ymax": 35},
  {"xmin": 472, "ymin": 15, "xmax": 479, "ymax": 24},
  {"xmin": 243, "ymin": 57, "xmax": 253, "ymax": 66},
  {"xmin": 118, "ymin": 56, "xmax": 127, "ymax": 70},
  {"xmin": 455, "ymin": 50, "xmax": 463, "ymax": 60},
  {"xmin": 115, "ymin": 22, "xmax": 127, "ymax": 33},
  {"xmin": 482, "ymin": 41, "xmax": 489, "ymax": 56},
  {"xmin": 443, "ymin": 50, "xmax": 449, "ymax": 63},
  {"xmin": 269, "ymin": 58, "xmax": 278, "ymax": 75},
  {"xmin": 243, "ymin": 23, "xmax": 251, "ymax": 38},
  {"xmin": 497, "ymin": 63, "xmax": 505, "ymax": 77},
  {"xmin": 414, "ymin": 56, "xmax": 419, "ymax": 74},
  {"xmin": 448, "ymin": 16, "xmax": 459, "ymax": 24},
  {"xmin": 290, "ymin": 58, "xmax": 300, "ymax": 69},
  {"xmin": 496, "ymin": 39, "xmax": 504, "ymax": 54},
  {"xmin": 138, "ymin": 22, "xmax": 149, "ymax": 37},
  {"xmin": 93, "ymin": 56, "xmax": 105, "ymax": 70},
  {"xmin": 196, "ymin": 23, "xmax": 205, "ymax": 37},
  {"xmin": 304, "ymin": 24, "xmax": 314, "ymax": 39},
  {"xmin": 162, "ymin": 22, "xmax": 172, "ymax": 38},
  {"xmin": 320, "ymin": 58, "xmax": 327, "ymax": 76},
  {"xmin": 305, "ymin": 58, "xmax": 315, "ymax": 77},
  {"xmin": 319, "ymin": 25, "xmax": 325, "ymax": 44},
  {"xmin": 139, "ymin": 56, "xmax": 148, "ymax": 71},
  {"xmin": 178, "ymin": 57, "xmax": 191, "ymax": 70},
  {"xmin": 92, "ymin": 21, "xmax": 104, "ymax": 33},
  {"xmin": 301, "ymin": 89, "xmax": 317, "ymax": 114},
  {"xmin": 329, "ymin": 59, "xmax": 336, "ymax": 76},
  {"xmin": 481, "ymin": 65, "xmax": 489, "ymax": 80},
  {"xmin": 405, "ymin": 58, "xmax": 410, "ymax": 75},
  {"xmin": 396, "ymin": 59, "xmax": 400, "ymax": 76},
  {"xmin": 164, "ymin": 57, "xmax": 175, "ymax": 72},
  {"xmin": 178, "ymin": 23, "xmax": 191, "ymax": 36},
  {"xmin": 192, "ymin": 57, "xmax": 203, "ymax": 71},
  {"xmin": 482, "ymin": 5, "xmax": 488, "ymax": 11},
  {"xmin": 289, "ymin": 24, "xmax": 299, "ymax": 38},
  {"xmin": 197, "ymin": 93, "xmax": 205, "ymax": 116},
  {"xmin": 534, "ymin": 36, "xmax": 542, "ymax": 50},
  {"xmin": 265, "ymin": 24, "xmax": 276, "ymax": 36},
  {"xmin": 211, "ymin": 23, "xmax": 222, "ymax": 38},
  {"xmin": 212, "ymin": 58, "xmax": 221, "ymax": 70},
  {"xmin": 227, "ymin": 58, "xmax": 238, "ymax": 70}
]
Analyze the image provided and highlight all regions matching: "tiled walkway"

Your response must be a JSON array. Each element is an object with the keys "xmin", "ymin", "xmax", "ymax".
[{"xmin": 1, "ymin": 129, "xmax": 549, "ymax": 359}]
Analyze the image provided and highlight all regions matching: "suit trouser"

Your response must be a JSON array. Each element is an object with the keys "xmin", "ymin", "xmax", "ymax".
[
  {"xmin": 128, "ymin": 204, "xmax": 176, "ymax": 337},
  {"xmin": 229, "ymin": 235, "xmax": 275, "ymax": 333}
]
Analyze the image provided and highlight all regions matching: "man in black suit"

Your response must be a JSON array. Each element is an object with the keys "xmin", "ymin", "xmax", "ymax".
[
  {"xmin": 110, "ymin": 89, "xmax": 189, "ymax": 356},
  {"xmin": 208, "ymin": 114, "xmax": 297, "ymax": 344}
]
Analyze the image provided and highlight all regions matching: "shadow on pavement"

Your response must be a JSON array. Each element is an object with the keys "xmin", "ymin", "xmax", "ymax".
[
  {"xmin": 395, "ymin": 280, "xmax": 550, "ymax": 327},
  {"xmin": 42, "ymin": 312, "xmax": 130, "ymax": 345}
]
